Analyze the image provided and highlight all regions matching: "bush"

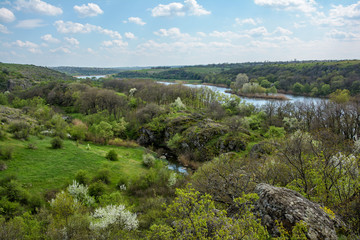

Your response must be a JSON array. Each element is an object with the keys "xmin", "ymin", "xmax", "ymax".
[
  {"xmin": 88, "ymin": 181, "xmax": 107, "ymax": 199},
  {"xmin": 50, "ymin": 137, "xmax": 63, "ymax": 149},
  {"xmin": 106, "ymin": 150, "xmax": 118, "ymax": 161},
  {"xmin": 142, "ymin": 153, "xmax": 156, "ymax": 168},
  {"xmin": 75, "ymin": 170, "xmax": 90, "ymax": 185},
  {"xmin": 9, "ymin": 121, "xmax": 31, "ymax": 140},
  {"xmin": 0, "ymin": 160, "xmax": 7, "ymax": 171},
  {"xmin": 26, "ymin": 143, "xmax": 37, "ymax": 150},
  {"xmin": 92, "ymin": 168, "xmax": 111, "ymax": 185},
  {"xmin": 108, "ymin": 138, "xmax": 138, "ymax": 148},
  {"xmin": 0, "ymin": 146, "xmax": 14, "ymax": 160}
]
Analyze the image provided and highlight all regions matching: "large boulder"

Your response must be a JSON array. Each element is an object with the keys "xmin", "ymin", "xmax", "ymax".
[{"xmin": 254, "ymin": 183, "xmax": 345, "ymax": 240}]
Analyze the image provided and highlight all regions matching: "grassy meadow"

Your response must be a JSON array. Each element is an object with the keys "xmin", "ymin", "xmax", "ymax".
[{"xmin": 0, "ymin": 136, "xmax": 148, "ymax": 194}]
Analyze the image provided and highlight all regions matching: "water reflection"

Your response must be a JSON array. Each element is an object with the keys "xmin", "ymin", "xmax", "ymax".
[{"xmin": 160, "ymin": 82, "xmax": 324, "ymax": 107}]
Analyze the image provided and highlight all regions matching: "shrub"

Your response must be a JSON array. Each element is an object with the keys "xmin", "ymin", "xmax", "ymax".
[
  {"xmin": 108, "ymin": 138, "xmax": 138, "ymax": 148},
  {"xmin": 1, "ymin": 146, "xmax": 14, "ymax": 160},
  {"xmin": 89, "ymin": 204, "xmax": 138, "ymax": 231},
  {"xmin": 106, "ymin": 150, "xmax": 118, "ymax": 161},
  {"xmin": 26, "ymin": 143, "xmax": 37, "ymax": 150},
  {"xmin": 50, "ymin": 137, "xmax": 63, "ymax": 149},
  {"xmin": 117, "ymin": 176, "xmax": 129, "ymax": 191},
  {"xmin": 0, "ymin": 160, "xmax": 7, "ymax": 171},
  {"xmin": 88, "ymin": 181, "xmax": 107, "ymax": 199},
  {"xmin": 75, "ymin": 170, "xmax": 90, "ymax": 185},
  {"xmin": 142, "ymin": 153, "xmax": 156, "ymax": 168},
  {"xmin": 93, "ymin": 168, "xmax": 111, "ymax": 185},
  {"xmin": 9, "ymin": 121, "xmax": 31, "ymax": 140}
]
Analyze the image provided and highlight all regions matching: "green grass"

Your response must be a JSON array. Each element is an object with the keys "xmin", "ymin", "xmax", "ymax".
[{"xmin": 0, "ymin": 136, "xmax": 148, "ymax": 194}]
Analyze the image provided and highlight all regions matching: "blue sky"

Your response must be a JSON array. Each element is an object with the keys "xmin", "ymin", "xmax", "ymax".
[{"xmin": 0, "ymin": 0, "xmax": 359, "ymax": 67}]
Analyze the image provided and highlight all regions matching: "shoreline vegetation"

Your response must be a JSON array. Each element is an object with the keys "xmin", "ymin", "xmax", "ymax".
[{"xmin": 225, "ymin": 90, "xmax": 290, "ymax": 100}]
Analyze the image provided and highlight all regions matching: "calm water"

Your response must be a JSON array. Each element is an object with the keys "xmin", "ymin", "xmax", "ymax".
[
  {"xmin": 160, "ymin": 82, "xmax": 324, "ymax": 107},
  {"xmin": 75, "ymin": 75, "xmax": 106, "ymax": 79}
]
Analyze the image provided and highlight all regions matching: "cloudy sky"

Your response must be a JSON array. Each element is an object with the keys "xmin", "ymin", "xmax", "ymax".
[{"xmin": 0, "ymin": 0, "xmax": 359, "ymax": 67}]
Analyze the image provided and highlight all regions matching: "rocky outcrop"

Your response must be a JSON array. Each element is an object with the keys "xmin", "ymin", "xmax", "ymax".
[{"xmin": 254, "ymin": 183, "xmax": 345, "ymax": 240}]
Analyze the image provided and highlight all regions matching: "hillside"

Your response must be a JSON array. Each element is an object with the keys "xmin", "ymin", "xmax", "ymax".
[
  {"xmin": 114, "ymin": 60, "xmax": 360, "ymax": 96},
  {"xmin": 51, "ymin": 66, "xmax": 149, "ymax": 76},
  {"xmin": 0, "ymin": 63, "xmax": 75, "ymax": 91}
]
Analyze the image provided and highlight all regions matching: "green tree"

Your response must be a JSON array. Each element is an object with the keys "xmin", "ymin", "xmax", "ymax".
[
  {"xmin": 231, "ymin": 73, "xmax": 249, "ymax": 92},
  {"xmin": 329, "ymin": 89, "xmax": 350, "ymax": 104},
  {"xmin": 292, "ymin": 82, "xmax": 304, "ymax": 94},
  {"xmin": 148, "ymin": 185, "xmax": 268, "ymax": 240}
]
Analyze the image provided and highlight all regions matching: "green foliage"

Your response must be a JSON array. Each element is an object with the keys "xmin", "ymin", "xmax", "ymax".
[
  {"xmin": 50, "ymin": 137, "xmax": 63, "ymax": 149},
  {"xmin": 292, "ymin": 82, "xmax": 304, "ymax": 94},
  {"xmin": 0, "ymin": 145, "xmax": 14, "ymax": 160},
  {"xmin": 90, "ymin": 121, "xmax": 114, "ymax": 143},
  {"xmin": 88, "ymin": 181, "xmax": 107, "ymax": 199},
  {"xmin": 74, "ymin": 170, "xmax": 90, "ymax": 185},
  {"xmin": 93, "ymin": 168, "xmax": 111, "ymax": 185},
  {"xmin": 265, "ymin": 126, "xmax": 286, "ymax": 138},
  {"xmin": 329, "ymin": 89, "xmax": 351, "ymax": 104},
  {"xmin": 142, "ymin": 153, "xmax": 156, "ymax": 168},
  {"xmin": 9, "ymin": 121, "xmax": 31, "ymax": 140},
  {"xmin": 67, "ymin": 119, "xmax": 88, "ymax": 141},
  {"xmin": 148, "ymin": 185, "xmax": 269, "ymax": 239},
  {"xmin": 0, "ymin": 93, "xmax": 8, "ymax": 105},
  {"xmin": 106, "ymin": 149, "xmax": 118, "ymax": 161}
]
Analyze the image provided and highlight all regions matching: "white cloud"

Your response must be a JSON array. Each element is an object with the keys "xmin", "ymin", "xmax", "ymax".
[
  {"xmin": 197, "ymin": 32, "xmax": 207, "ymax": 37},
  {"xmin": 0, "ymin": 24, "xmax": 10, "ymax": 34},
  {"xmin": 0, "ymin": 8, "xmax": 15, "ymax": 23},
  {"xmin": 64, "ymin": 37, "xmax": 79, "ymax": 46},
  {"xmin": 314, "ymin": 2, "xmax": 360, "ymax": 27},
  {"xmin": 74, "ymin": 3, "xmax": 103, "ymax": 17},
  {"xmin": 209, "ymin": 31, "xmax": 247, "ymax": 41},
  {"xmin": 235, "ymin": 18, "xmax": 261, "ymax": 26},
  {"xmin": 87, "ymin": 48, "xmax": 95, "ymax": 54},
  {"xmin": 126, "ymin": 17, "xmax": 146, "ymax": 26},
  {"xmin": 326, "ymin": 29, "xmax": 360, "ymax": 40},
  {"xmin": 16, "ymin": 19, "xmax": 46, "ymax": 29},
  {"xmin": 15, "ymin": 0, "xmax": 62, "ymax": 16},
  {"xmin": 246, "ymin": 26, "xmax": 269, "ymax": 37},
  {"xmin": 102, "ymin": 40, "xmax": 128, "ymax": 48},
  {"xmin": 10, "ymin": 40, "xmax": 41, "ymax": 53},
  {"xmin": 329, "ymin": 2, "xmax": 360, "ymax": 19},
  {"xmin": 41, "ymin": 34, "xmax": 60, "ymax": 43},
  {"xmin": 254, "ymin": 0, "xmax": 317, "ymax": 13},
  {"xmin": 50, "ymin": 47, "xmax": 71, "ymax": 54},
  {"xmin": 151, "ymin": 0, "xmax": 210, "ymax": 17},
  {"xmin": 125, "ymin": 32, "xmax": 136, "ymax": 39},
  {"xmin": 154, "ymin": 27, "xmax": 197, "ymax": 41},
  {"xmin": 54, "ymin": 20, "xmax": 122, "ymax": 39},
  {"xmin": 273, "ymin": 27, "xmax": 293, "ymax": 35}
]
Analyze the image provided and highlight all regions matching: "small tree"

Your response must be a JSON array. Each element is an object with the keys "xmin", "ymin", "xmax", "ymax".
[
  {"xmin": 142, "ymin": 153, "xmax": 156, "ymax": 168},
  {"xmin": 106, "ymin": 150, "xmax": 118, "ymax": 161},
  {"xmin": 51, "ymin": 137, "xmax": 63, "ymax": 149}
]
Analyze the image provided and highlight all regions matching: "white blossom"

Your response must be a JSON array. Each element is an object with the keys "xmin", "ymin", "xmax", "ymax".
[
  {"xmin": 168, "ymin": 172, "xmax": 177, "ymax": 187},
  {"xmin": 90, "ymin": 204, "xmax": 138, "ymax": 231},
  {"xmin": 67, "ymin": 180, "xmax": 95, "ymax": 206}
]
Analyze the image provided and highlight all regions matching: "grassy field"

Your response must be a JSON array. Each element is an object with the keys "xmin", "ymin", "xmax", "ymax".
[{"xmin": 0, "ymin": 136, "xmax": 148, "ymax": 194}]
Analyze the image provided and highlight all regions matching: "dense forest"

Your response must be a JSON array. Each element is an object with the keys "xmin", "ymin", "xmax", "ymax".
[
  {"xmin": 51, "ymin": 66, "xmax": 148, "ymax": 76},
  {"xmin": 0, "ymin": 62, "xmax": 359, "ymax": 239},
  {"xmin": 114, "ymin": 60, "xmax": 360, "ymax": 96}
]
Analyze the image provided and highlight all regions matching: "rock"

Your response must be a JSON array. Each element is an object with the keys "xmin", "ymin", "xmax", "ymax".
[{"xmin": 254, "ymin": 183, "xmax": 345, "ymax": 240}]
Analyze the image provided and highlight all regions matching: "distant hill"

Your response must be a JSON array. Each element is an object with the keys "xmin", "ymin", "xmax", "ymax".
[
  {"xmin": 114, "ymin": 60, "xmax": 360, "ymax": 96},
  {"xmin": 51, "ymin": 66, "xmax": 149, "ymax": 76},
  {"xmin": 0, "ymin": 63, "xmax": 75, "ymax": 92}
]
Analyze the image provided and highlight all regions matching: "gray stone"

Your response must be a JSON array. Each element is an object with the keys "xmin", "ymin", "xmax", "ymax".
[{"xmin": 254, "ymin": 183, "xmax": 345, "ymax": 240}]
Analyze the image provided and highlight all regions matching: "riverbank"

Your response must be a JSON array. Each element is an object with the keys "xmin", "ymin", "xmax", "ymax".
[{"xmin": 225, "ymin": 90, "xmax": 290, "ymax": 100}]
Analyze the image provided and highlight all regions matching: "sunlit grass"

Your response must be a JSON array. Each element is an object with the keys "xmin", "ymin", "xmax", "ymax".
[{"xmin": 0, "ymin": 136, "xmax": 148, "ymax": 194}]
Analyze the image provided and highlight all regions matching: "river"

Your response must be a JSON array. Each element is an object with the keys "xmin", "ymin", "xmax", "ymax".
[
  {"xmin": 75, "ymin": 75, "xmax": 106, "ymax": 79},
  {"xmin": 160, "ymin": 82, "xmax": 324, "ymax": 107}
]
